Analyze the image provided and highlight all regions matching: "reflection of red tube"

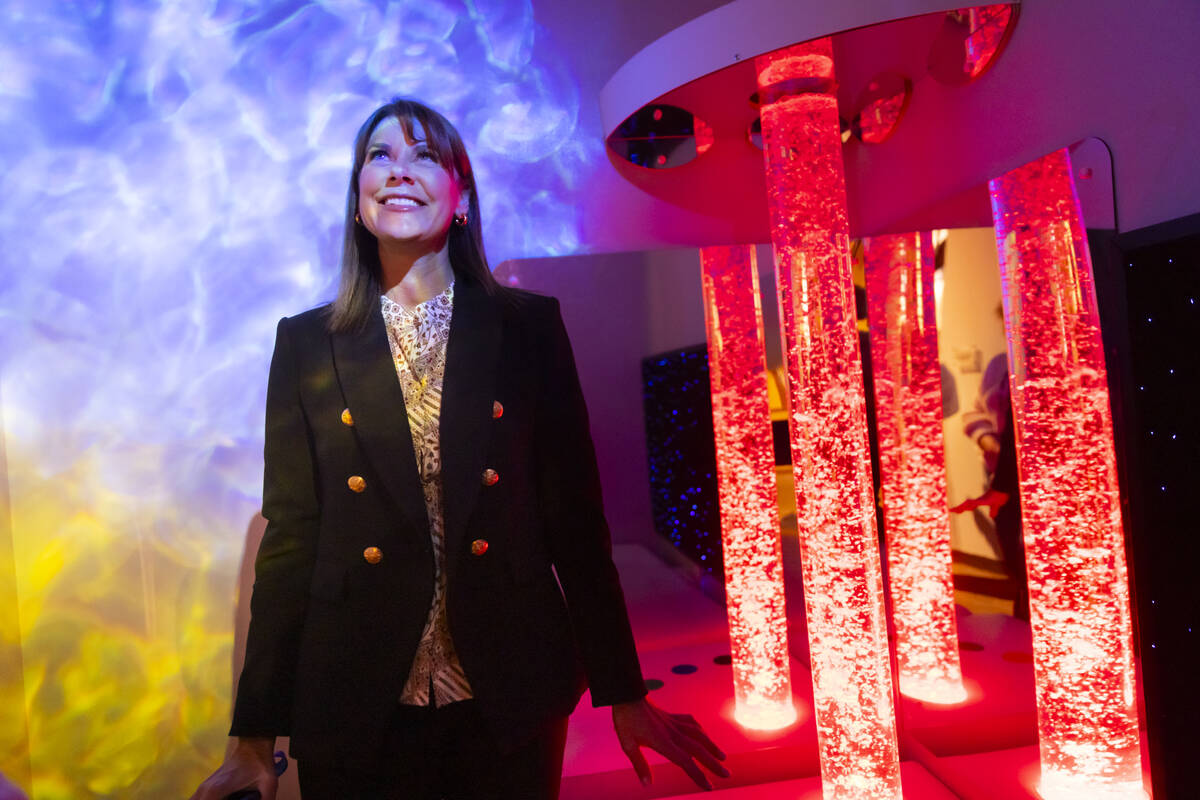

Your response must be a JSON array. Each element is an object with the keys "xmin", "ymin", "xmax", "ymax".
[
  {"xmin": 864, "ymin": 232, "xmax": 966, "ymax": 706},
  {"xmin": 989, "ymin": 150, "xmax": 1146, "ymax": 799},
  {"xmin": 699, "ymin": 244, "xmax": 795, "ymax": 731},
  {"xmin": 756, "ymin": 38, "xmax": 902, "ymax": 798}
]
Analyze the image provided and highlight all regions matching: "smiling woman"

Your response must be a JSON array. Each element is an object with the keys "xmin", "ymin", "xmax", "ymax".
[
  {"xmin": 188, "ymin": 97, "xmax": 728, "ymax": 800},
  {"xmin": 326, "ymin": 99, "xmax": 496, "ymax": 334},
  {"xmin": 359, "ymin": 118, "xmax": 467, "ymax": 242}
]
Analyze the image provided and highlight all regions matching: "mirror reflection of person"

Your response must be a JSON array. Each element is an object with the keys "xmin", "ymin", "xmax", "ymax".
[
  {"xmin": 190, "ymin": 98, "xmax": 727, "ymax": 800},
  {"xmin": 953, "ymin": 352, "xmax": 1029, "ymax": 620}
]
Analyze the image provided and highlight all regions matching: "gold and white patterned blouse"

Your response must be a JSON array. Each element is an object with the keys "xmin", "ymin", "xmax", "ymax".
[{"xmin": 381, "ymin": 282, "xmax": 474, "ymax": 706}]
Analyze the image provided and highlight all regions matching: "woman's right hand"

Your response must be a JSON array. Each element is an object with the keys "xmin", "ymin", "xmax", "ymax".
[{"xmin": 189, "ymin": 737, "xmax": 278, "ymax": 800}]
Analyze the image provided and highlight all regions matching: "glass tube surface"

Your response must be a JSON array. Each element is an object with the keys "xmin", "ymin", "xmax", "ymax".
[
  {"xmin": 864, "ymin": 232, "xmax": 966, "ymax": 705},
  {"xmin": 989, "ymin": 149, "xmax": 1146, "ymax": 799},
  {"xmin": 700, "ymin": 244, "xmax": 795, "ymax": 731},
  {"xmin": 756, "ymin": 38, "xmax": 903, "ymax": 800}
]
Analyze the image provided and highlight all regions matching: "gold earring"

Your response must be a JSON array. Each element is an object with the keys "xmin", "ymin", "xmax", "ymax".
[{"xmin": 355, "ymin": 212, "xmax": 362, "ymax": 225}]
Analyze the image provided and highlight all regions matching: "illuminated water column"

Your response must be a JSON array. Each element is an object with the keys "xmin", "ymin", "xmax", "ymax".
[
  {"xmin": 989, "ymin": 150, "xmax": 1145, "ymax": 799},
  {"xmin": 864, "ymin": 233, "xmax": 967, "ymax": 706},
  {"xmin": 756, "ymin": 39, "xmax": 902, "ymax": 799},
  {"xmin": 699, "ymin": 245, "xmax": 795, "ymax": 731}
]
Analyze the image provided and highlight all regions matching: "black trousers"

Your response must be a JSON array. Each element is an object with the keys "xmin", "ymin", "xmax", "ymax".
[{"xmin": 297, "ymin": 700, "xmax": 569, "ymax": 800}]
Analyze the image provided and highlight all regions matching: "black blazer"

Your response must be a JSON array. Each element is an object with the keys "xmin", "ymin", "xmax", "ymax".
[{"xmin": 230, "ymin": 280, "xmax": 646, "ymax": 766}]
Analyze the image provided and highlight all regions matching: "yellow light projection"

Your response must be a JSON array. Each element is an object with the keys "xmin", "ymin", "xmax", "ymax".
[
  {"xmin": 1, "ymin": 404, "xmax": 32, "ymax": 793},
  {"xmin": 5, "ymin": 447, "xmax": 238, "ymax": 799}
]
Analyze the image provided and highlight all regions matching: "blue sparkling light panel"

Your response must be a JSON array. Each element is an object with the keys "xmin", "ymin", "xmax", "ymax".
[
  {"xmin": 0, "ymin": 1, "xmax": 596, "ymax": 796},
  {"xmin": 641, "ymin": 346, "xmax": 722, "ymax": 576}
]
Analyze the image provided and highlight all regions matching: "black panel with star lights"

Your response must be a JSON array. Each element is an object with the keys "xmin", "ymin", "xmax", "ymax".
[
  {"xmin": 1110, "ymin": 215, "xmax": 1200, "ymax": 800},
  {"xmin": 641, "ymin": 345, "xmax": 723, "ymax": 579}
]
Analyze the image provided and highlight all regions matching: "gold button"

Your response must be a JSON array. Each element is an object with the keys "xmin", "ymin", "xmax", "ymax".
[
  {"xmin": 347, "ymin": 475, "xmax": 366, "ymax": 493},
  {"xmin": 471, "ymin": 539, "xmax": 489, "ymax": 556},
  {"xmin": 363, "ymin": 546, "xmax": 383, "ymax": 564},
  {"xmin": 341, "ymin": 408, "xmax": 354, "ymax": 426},
  {"xmin": 481, "ymin": 468, "xmax": 499, "ymax": 486},
  {"xmin": 492, "ymin": 401, "xmax": 503, "ymax": 419}
]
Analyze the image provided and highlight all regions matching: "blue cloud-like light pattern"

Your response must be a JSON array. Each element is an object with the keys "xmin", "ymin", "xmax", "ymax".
[
  {"xmin": 0, "ymin": 0, "xmax": 596, "ymax": 549},
  {"xmin": 0, "ymin": 0, "xmax": 598, "ymax": 793}
]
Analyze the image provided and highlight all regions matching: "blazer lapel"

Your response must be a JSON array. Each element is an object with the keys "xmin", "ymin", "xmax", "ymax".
[
  {"xmin": 331, "ymin": 302, "xmax": 430, "ymax": 539},
  {"xmin": 440, "ymin": 282, "xmax": 502, "ymax": 580}
]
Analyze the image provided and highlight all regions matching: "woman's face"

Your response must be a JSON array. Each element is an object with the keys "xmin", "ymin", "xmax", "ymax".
[{"xmin": 357, "ymin": 116, "xmax": 467, "ymax": 253}]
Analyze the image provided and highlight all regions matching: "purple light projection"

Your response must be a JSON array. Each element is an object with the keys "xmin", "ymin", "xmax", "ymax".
[{"xmin": 0, "ymin": 1, "xmax": 595, "ymax": 795}]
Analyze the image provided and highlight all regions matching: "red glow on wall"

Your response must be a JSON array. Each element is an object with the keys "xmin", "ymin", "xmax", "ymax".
[
  {"xmin": 864, "ymin": 232, "xmax": 966, "ymax": 706},
  {"xmin": 989, "ymin": 149, "xmax": 1147, "ymax": 799},
  {"xmin": 964, "ymin": 5, "xmax": 1015, "ymax": 79},
  {"xmin": 700, "ymin": 244, "xmax": 795, "ymax": 731},
  {"xmin": 756, "ymin": 38, "xmax": 903, "ymax": 798}
]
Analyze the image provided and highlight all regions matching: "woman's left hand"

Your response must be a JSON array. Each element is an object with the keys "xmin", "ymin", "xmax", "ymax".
[{"xmin": 612, "ymin": 697, "xmax": 729, "ymax": 791}]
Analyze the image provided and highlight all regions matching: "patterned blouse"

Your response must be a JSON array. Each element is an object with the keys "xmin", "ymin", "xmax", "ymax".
[{"xmin": 381, "ymin": 283, "xmax": 474, "ymax": 706}]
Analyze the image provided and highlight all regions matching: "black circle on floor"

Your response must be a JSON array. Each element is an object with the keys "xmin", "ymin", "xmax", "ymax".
[
  {"xmin": 644, "ymin": 678, "xmax": 664, "ymax": 691},
  {"xmin": 959, "ymin": 641, "xmax": 985, "ymax": 651},
  {"xmin": 670, "ymin": 664, "xmax": 698, "ymax": 675},
  {"xmin": 712, "ymin": 654, "xmax": 732, "ymax": 665}
]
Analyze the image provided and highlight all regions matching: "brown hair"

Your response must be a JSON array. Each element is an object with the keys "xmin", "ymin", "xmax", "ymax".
[{"xmin": 327, "ymin": 97, "xmax": 500, "ymax": 332}]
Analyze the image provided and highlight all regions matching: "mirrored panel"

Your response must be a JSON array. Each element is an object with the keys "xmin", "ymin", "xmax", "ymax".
[
  {"xmin": 852, "ymin": 72, "xmax": 912, "ymax": 144},
  {"xmin": 607, "ymin": 104, "xmax": 714, "ymax": 168},
  {"xmin": 928, "ymin": 4, "xmax": 1019, "ymax": 86}
]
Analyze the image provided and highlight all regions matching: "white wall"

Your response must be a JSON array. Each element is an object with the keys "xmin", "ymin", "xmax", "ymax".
[{"xmin": 494, "ymin": 249, "xmax": 708, "ymax": 546}]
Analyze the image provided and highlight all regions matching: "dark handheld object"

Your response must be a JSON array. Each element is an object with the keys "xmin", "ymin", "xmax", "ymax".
[{"xmin": 223, "ymin": 751, "xmax": 288, "ymax": 800}]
